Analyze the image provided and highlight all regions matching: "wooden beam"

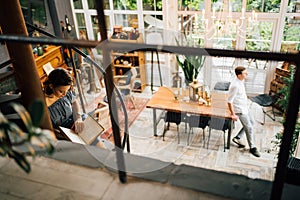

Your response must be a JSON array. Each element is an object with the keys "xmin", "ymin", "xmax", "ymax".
[{"xmin": 0, "ymin": 0, "xmax": 52, "ymax": 130}]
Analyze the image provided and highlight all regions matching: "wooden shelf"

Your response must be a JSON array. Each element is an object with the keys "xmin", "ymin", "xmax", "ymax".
[
  {"xmin": 112, "ymin": 52, "xmax": 139, "ymax": 57},
  {"xmin": 35, "ymin": 45, "xmax": 68, "ymax": 81},
  {"xmin": 110, "ymin": 34, "xmax": 146, "ymax": 92}
]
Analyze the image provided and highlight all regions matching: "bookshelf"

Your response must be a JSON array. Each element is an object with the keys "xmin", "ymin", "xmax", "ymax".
[{"xmin": 110, "ymin": 34, "xmax": 146, "ymax": 92}]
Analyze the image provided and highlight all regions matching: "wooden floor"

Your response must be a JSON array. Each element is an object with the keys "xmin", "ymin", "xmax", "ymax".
[{"xmin": 129, "ymin": 87, "xmax": 282, "ymax": 181}]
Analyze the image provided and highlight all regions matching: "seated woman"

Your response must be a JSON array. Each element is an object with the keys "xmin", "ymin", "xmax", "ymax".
[{"xmin": 43, "ymin": 68, "xmax": 83, "ymax": 140}]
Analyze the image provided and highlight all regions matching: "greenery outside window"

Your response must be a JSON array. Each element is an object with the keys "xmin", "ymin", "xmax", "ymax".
[
  {"xmin": 246, "ymin": 21, "xmax": 273, "ymax": 51},
  {"xmin": 178, "ymin": 0, "xmax": 205, "ymax": 11},
  {"xmin": 143, "ymin": 0, "xmax": 162, "ymax": 11},
  {"xmin": 113, "ymin": 0, "xmax": 137, "ymax": 10},
  {"xmin": 73, "ymin": 0, "xmax": 83, "ymax": 9},
  {"xmin": 282, "ymin": 17, "xmax": 300, "ymax": 52},
  {"xmin": 246, "ymin": 0, "xmax": 281, "ymax": 13},
  {"xmin": 211, "ymin": 0, "xmax": 242, "ymax": 12},
  {"xmin": 20, "ymin": 0, "xmax": 47, "ymax": 30}
]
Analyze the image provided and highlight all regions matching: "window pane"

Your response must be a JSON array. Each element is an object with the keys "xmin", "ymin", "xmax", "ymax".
[
  {"xmin": 91, "ymin": 15, "xmax": 111, "ymax": 40},
  {"xmin": 113, "ymin": 0, "xmax": 137, "ymax": 10},
  {"xmin": 76, "ymin": 13, "xmax": 86, "ymax": 27},
  {"xmin": 211, "ymin": 0, "xmax": 242, "ymax": 12},
  {"xmin": 20, "ymin": 0, "xmax": 47, "ymax": 29},
  {"xmin": 103, "ymin": 0, "xmax": 110, "ymax": 9},
  {"xmin": 178, "ymin": 0, "xmax": 205, "ymax": 11},
  {"xmin": 73, "ymin": 0, "xmax": 83, "ymax": 9},
  {"xmin": 76, "ymin": 13, "xmax": 87, "ymax": 38},
  {"xmin": 144, "ymin": 14, "xmax": 163, "ymax": 30},
  {"xmin": 288, "ymin": 0, "xmax": 300, "ymax": 13},
  {"xmin": 246, "ymin": 0, "xmax": 281, "ymax": 13},
  {"xmin": 178, "ymin": 14, "xmax": 205, "ymax": 47},
  {"xmin": 87, "ymin": 0, "xmax": 96, "ymax": 9},
  {"xmin": 281, "ymin": 17, "xmax": 300, "ymax": 52},
  {"xmin": 246, "ymin": 21, "xmax": 273, "ymax": 51},
  {"xmin": 231, "ymin": 0, "xmax": 243, "ymax": 12},
  {"xmin": 85, "ymin": 0, "xmax": 110, "ymax": 10},
  {"xmin": 114, "ymin": 14, "xmax": 138, "ymax": 28},
  {"xmin": 143, "ymin": 0, "xmax": 162, "ymax": 11}
]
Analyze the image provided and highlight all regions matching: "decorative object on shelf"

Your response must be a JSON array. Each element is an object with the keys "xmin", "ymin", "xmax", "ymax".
[
  {"xmin": 111, "ymin": 25, "xmax": 139, "ymax": 40},
  {"xmin": 172, "ymin": 71, "xmax": 183, "ymax": 88}
]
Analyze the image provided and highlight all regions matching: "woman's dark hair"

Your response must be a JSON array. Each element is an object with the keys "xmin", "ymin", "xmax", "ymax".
[
  {"xmin": 235, "ymin": 66, "xmax": 246, "ymax": 76},
  {"xmin": 43, "ymin": 68, "xmax": 73, "ymax": 95}
]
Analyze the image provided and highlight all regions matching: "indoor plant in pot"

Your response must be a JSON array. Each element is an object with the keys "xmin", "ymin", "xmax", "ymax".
[{"xmin": 175, "ymin": 34, "xmax": 206, "ymax": 85}]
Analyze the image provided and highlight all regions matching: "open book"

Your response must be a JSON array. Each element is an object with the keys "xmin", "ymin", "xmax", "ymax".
[{"xmin": 59, "ymin": 115, "xmax": 105, "ymax": 145}]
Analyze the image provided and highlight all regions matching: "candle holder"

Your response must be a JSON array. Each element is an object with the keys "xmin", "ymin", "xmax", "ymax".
[{"xmin": 189, "ymin": 79, "xmax": 203, "ymax": 101}]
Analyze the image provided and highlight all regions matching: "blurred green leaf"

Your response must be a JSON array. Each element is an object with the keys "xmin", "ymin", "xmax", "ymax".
[
  {"xmin": 11, "ymin": 103, "xmax": 33, "ymax": 131},
  {"xmin": 9, "ymin": 150, "xmax": 31, "ymax": 173}
]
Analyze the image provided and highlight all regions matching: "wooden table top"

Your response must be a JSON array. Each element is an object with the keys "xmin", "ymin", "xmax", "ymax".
[{"xmin": 146, "ymin": 87, "xmax": 232, "ymax": 119}]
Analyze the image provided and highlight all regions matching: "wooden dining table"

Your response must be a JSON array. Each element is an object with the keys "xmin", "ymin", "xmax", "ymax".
[{"xmin": 146, "ymin": 86, "xmax": 234, "ymax": 149}]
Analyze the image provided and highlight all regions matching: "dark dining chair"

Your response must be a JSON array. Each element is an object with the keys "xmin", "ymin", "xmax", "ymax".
[
  {"xmin": 162, "ymin": 111, "xmax": 186, "ymax": 144},
  {"xmin": 213, "ymin": 81, "xmax": 231, "ymax": 91},
  {"xmin": 250, "ymin": 93, "xmax": 278, "ymax": 124},
  {"xmin": 207, "ymin": 117, "xmax": 231, "ymax": 152},
  {"xmin": 187, "ymin": 115, "xmax": 210, "ymax": 146}
]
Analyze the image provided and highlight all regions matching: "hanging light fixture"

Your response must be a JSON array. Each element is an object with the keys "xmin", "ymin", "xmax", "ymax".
[{"xmin": 193, "ymin": 1, "xmax": 258, "ymax": 41}]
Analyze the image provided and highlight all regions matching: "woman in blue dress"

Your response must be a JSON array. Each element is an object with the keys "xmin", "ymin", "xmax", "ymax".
[{"xmin": 43, "ymin": 68, "xmax": 84, "ymax": 139}]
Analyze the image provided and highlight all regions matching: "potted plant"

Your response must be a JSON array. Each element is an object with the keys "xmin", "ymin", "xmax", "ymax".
[
  {"xmin": 0, "ymin": 100, "xmax": 55, "ymax": 173},
  {"xmin": 175, "ymin": 34, "xmax": 206, "ymax": 85}
]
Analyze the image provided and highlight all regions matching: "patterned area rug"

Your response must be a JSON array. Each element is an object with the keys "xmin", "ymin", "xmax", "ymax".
[{"xmin": 100, "ymin": 97, "xmax": 150, "ymax": 142}]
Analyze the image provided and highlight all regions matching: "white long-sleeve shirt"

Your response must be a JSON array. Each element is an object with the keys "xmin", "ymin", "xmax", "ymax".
[{"xmin": 227, "ymin": 77, "xmax": 248, "ymax": 114}]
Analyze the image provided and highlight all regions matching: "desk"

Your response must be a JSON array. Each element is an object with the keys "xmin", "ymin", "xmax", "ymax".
[
  {"xmin": 146, "ymin": 87, "xmax": 233, "ymax": 149},
  {"xmin": 35, "ymin": 46, "xmax": 67, "ymax": 81}
]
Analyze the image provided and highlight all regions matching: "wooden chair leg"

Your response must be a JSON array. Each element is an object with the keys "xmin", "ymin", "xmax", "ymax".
[{"xmin": 130, "ymin": 95, "xmax": 136, "ymax": 109}]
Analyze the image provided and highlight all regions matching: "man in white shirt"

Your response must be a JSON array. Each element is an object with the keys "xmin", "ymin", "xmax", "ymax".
[{"xmin": 227, "ymin": 66, "xmax": 260, "ymax": 157}]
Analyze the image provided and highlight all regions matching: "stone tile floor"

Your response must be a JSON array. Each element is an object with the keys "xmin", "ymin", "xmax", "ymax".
[{"xmin": 128, "ymin": 87, "xmax": 282, "ymax": 181}]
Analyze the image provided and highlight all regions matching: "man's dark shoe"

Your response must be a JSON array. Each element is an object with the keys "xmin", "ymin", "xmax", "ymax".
[
  {"xmin": 232, "ymin": 137, "xmax": 245, "ymax": 148},
  {"xmin": 250, "ymin": 147, "xmax": 261, "ymax": 157}
]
